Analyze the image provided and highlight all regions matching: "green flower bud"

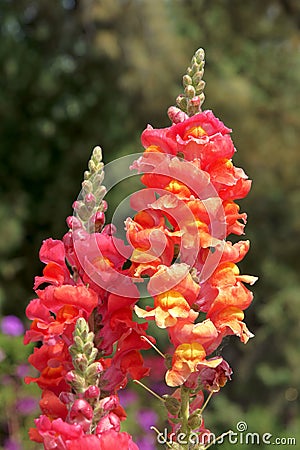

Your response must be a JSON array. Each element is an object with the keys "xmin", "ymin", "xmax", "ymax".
[
  {"xmin": 176, "ymin": 94, "xmax": 187, "ymax": 111},
  {"xmin": 94, "ymin": 185, "xmax": 106, "ymax": 201},
  {"xmin": 163, "ymin": 395, "xmax": 181, "ymax": 416},
  {"xmin": 83, "ymin": 341, "xmax": 94, "ymax": 355},
  {"xmin": 183, "ymin": 74, "xmax": 192, "ymax": 87},
  {"xmin": 82, "ymin": 179, "xmax": 93, "ymax": 194},
  {"xmin": 87, "ymin": 348, "xmax": 98, "ymax": 364},
  {"xmin": 86, "ymin": 362, "xmax": 102, "ymax": 383},
  {"xmin": 192, "ymin": 71, "xmax": 204, "ymax": 85},
  {"xmin": 74, "ymin": 353, "xmax": 89, "ymax": 372},
  {"xmin": 185, "ymin": 85, "xmax": 196, "ymax": 99},
  {"xmin": 73, "ymin": 335, "xmax": 84, "ymax": 350},
  {"xmin": 195, "ymin": 48, "xmax": 205, "ymax": 62},
  {"xmin": 71, "ymin": 374, "xmax": 87, "ymax": 393},
  {"xmin": 187, "ymin": 408, "xmax": 203, "ymax": 430},
  {"xmin": 76, "ymin": 318, "xmax": 88, "ymax": 334},
  {"xmin": 195, "ymin": 80, "xmax": 206, "ymax": 94},
  {"xmin": 92, "ymin": 145, "xmax": 103, "ymax": 162},
  {"xmin": 88, "ymin": 159, "xmax": 96, "ymax": 173}
]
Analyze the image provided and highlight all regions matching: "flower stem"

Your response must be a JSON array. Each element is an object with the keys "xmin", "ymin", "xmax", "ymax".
[
  {"xmin": 133, "ymin": 379, "xmax": 166, "ymax": 403},
  {"xmin": 140, "ymin": 335, "xmax": 166, "ymax": 358},
  {"xmin": 180, "ymin": 386, "xmax": 190, "ymax": 450},
  {"xmin": 199, "ymin": 390, "xmax": 214, "ymax": 415}
]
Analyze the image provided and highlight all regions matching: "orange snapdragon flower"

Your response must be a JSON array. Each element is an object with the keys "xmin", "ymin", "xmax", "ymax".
[
  {"xmin": 135, "ymin": 290, "xmax": 191, "ymax": 328},
  {"xmin": 165, "ymin": 342, "xmax": 222, "ymax": 387}
]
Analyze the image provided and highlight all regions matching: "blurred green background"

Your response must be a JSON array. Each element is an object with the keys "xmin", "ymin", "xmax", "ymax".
[{"xmin": 0, "ymin": 0, "xmax": 299, "ymax": 448}]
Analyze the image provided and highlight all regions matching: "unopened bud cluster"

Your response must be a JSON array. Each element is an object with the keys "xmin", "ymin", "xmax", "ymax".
[
  {"xmin": 68, "ymin": 318, "xmax": 102, "ymax": 394},
  {"xmin": 72, "ymin": 146, "xmax": 107, "ymax": 232},
  {"xmin": 175, "ymin": 48, "xmax": 206, "ymax": 116}
]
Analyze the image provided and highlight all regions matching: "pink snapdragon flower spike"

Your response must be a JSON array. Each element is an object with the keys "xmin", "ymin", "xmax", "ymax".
[
  {"xmin": 25, "ymin": 147, "xmax": 142, "ymax": 448},
  {"xmin": 127, "ymin": 48, "xmax": 256, "ymax": 445}
]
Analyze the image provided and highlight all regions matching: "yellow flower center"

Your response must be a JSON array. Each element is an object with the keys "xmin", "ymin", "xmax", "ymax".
[{"xmin": 184, "ymin": 126, "xmax": 207, "ymax": 139}]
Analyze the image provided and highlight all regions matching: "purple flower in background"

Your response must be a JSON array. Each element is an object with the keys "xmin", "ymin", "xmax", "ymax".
[
  {"xmin": 15, "ymin": 363, "xmax": 30, "ymax": 378},
  {"xmin": 118, "ymin": 389, "xmax": 138, "ymax": 408},
  {"xmin": 136, "ymin": 435, "xmax": 156, "ymax": 450},
  {"xmin": 4, "ymin": 438, "xmax": 22, "ymax": 450},
  {"xmin": 16, "ymin": 397, "xmax": 38, "ymax": 415},
  {"xmin": 150, "ymin": 380, "xmax": 173, "ymax": 396},
  {"xmin": 1, "ymin": 315, "xmax": 24, "ymax": 336},
  {"xmin": 137, "ymin": 409, "xmax": 158, "ymax": 431}
]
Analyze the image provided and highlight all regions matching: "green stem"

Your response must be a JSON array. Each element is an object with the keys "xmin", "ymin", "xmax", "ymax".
[
  {"xmin": 133, "ymin": 379, "xmax": 166, "ymax": 403},
  {"xmin": 199, "ymin": 390, "xmax": 214, "ymax": 415},
  {"xmin": 140, "ymin": 335, "xmax": 166, "ymax": 359},
  {"xmin": 180, "ymin": 386, "xmax": 190, "ymax": 450}
]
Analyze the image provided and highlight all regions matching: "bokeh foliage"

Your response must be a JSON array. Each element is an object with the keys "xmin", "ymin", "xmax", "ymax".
[{"xmin": 0, "ymin": 0, "xmax": 299, "ymax": 448}]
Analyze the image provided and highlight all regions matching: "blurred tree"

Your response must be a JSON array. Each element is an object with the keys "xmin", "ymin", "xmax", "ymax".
[{"xmin": 0, "ymin": 0, "xmax": 188, "ymax": 317}]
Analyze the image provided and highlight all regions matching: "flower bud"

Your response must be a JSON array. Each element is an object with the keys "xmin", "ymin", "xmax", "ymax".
[
  {"xmin": 190, "ymin": 96, "xmax": 201, "ymax": 107},
  {"xmin": 176, "ymin": 94, "xmax": 187, "ymax": 111},
  {"xmin": 88, "ymin": 159, "xmax": 96, "ymax": 173},
  {"xmin": 84, "ymin": 385, "xmax": 100, "ymax": 399},
  {"xmin": 82, "ymin": 179, "xmax": 93, "ymax": 194},
  {"xmin": 87, "ymin": 212, "xmax": 104, "ymax": 233},
  {"xmin": 75, "ymin": 317, "xmax": 89, "ymax": 335},
  {"xmin": 69, "ymin": 399, "xmax": 93, "ymax": 432},
  {"xmin": 187, "ymin": 408, "xmax": 203, "ymax": 430},
  {"xmin": 77, "ymin": 204, "xmax": 90, "ymax": 222},
  {"xmin": 94, "ymin": 185, "xmax": 106, "ymax": 201},
  {"xmin": 93, "ymin": 170, "xmax": 105, "ymax": 184},
  {"xmin": 65, "ymin": 371, "xmax": 76, "ymax": 383},
  {"xmin": 66, "ymin": 216, "xmax": 81, "ymax": 230},
  {"xmin": 82, "ymin": 341, "xmax": 94, "ymax": 355},
  {"xmin": 99, "ymin": 394, "xmax": 119, "ymax": 412},
  {"xmin": 92, "ymin": 211, "xmax": 105, "ymax": 232},
  {"xmin": 167, "ymin": 106, "xmax": 188, "ymax": 124},
  {"xmin": 192, "ymin": 70, "xmax": 204, "ymax": 85},
  {"xmin": 66, "ymin": 372, "xmax": 86, "ymax": 393},
  {"xmin": 163, "ymin": 395, "xmax": 181, "ymax": 416},
  {"xmin": 96, "ymin": 412, "xmax": 120, "ymax": 435},
  {"xmin": 92, "ymin": 146, "xmax": 103, "ymax": 163},
  {"xmin": 183, "ymin": 74, "xmax": 192, "ymax": 87},
  {"xmin": 195, "ymin": 80, "xmax": 206, "ymax": 93},
  {"xmin": 86, "ymin": 361, "xmax": 103, "ymax": 384},
  {"xmin": 72, "ymin": 200, "xmax": 81, "ymax": 212},
  {"xmin": 84, "ymin": 193, "xmax": 96, "ymax": 209},
  {"xmin": 70, "ymin": 399, "xmax": 93, "ymax": 421},
  {"xmin": 74, "ymin": 353, "xmax": 89, "ymax": 372},
  {"xmin": 87, "ymin": 348, "xmax": 98, "ymax": 364},
  {"xmin": 59, "ymin": 392, "xmax": 75, "ymax": 405},
  {"xmin": 195, "ymin": 48, "xmax": 205, "ymax": 62}
]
